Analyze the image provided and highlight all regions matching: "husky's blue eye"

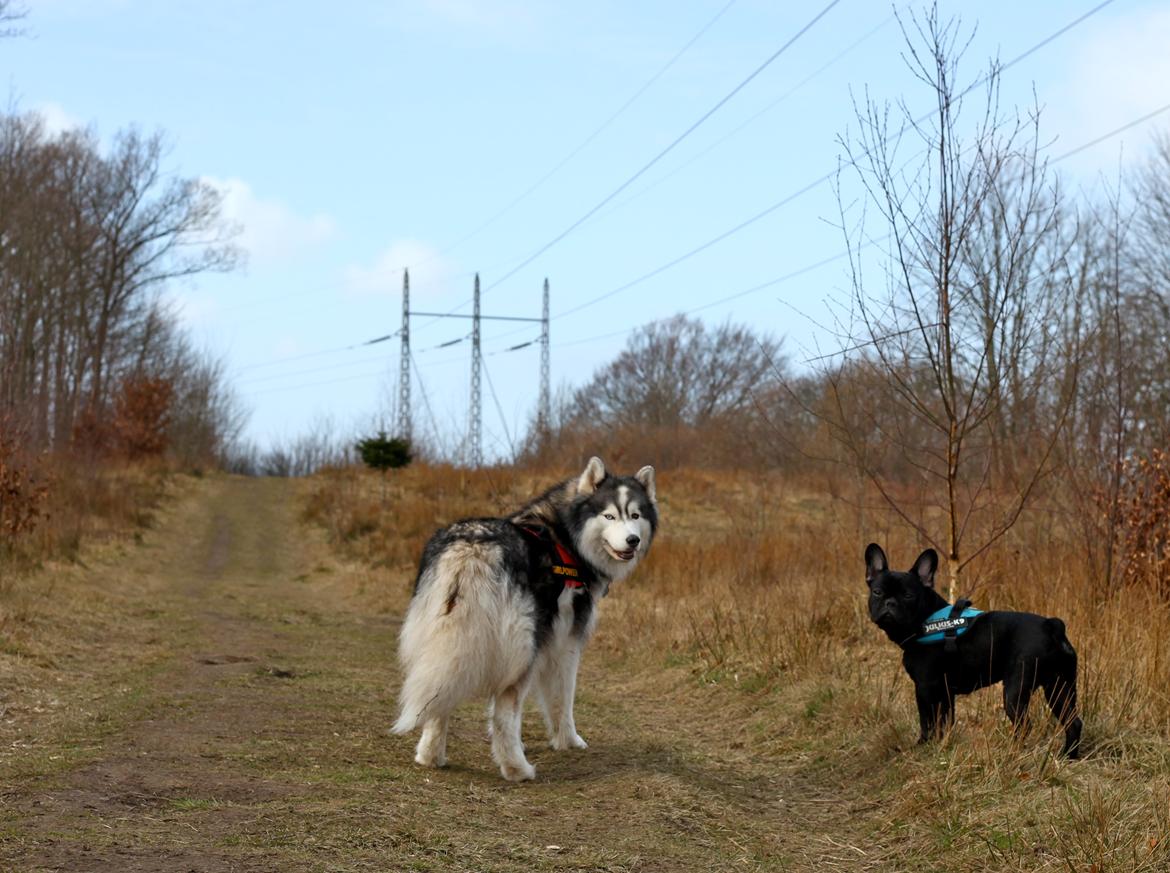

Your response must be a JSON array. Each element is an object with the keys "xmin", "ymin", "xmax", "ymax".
[{"xmin": 604, "ymin": 513, "xmax": 615, "ymax": 520}]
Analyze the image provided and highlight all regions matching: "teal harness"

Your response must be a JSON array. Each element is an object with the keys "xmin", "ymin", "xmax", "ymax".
[{"xmin": 918, "ymin": 599, "xmax": 984, "ymax": 649}]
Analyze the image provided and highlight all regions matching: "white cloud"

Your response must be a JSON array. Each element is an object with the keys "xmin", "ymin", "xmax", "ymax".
[
  {"xmin": 343, "ymin": 239, "xmax": 454, "ymax": 299},
  {"xmin": 1059, "ymin": 5, "xmax": 1170, "ymax": 167},
  {"xmin": 36, "ymin": 101, "xmax": 82, "ymax": 136},
  {"xmin": 202, "ymin": 176, "xmax": 336, "ymax": 263}
]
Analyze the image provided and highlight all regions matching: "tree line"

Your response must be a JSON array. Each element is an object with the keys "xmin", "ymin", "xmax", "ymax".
[{"xmin": 0, "ymin": 111, "xmax": 244, "ymax": 465}]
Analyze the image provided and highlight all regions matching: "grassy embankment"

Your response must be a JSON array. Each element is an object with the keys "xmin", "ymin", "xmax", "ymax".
[{"xmin": 304, "ymin": 461, "xmax": 1170, "ymax": 872}]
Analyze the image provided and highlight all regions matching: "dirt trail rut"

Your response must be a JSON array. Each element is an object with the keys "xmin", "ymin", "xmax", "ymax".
[{"xmin": 1, "ymin": 477, "xmax": 860, "ymax": 872}]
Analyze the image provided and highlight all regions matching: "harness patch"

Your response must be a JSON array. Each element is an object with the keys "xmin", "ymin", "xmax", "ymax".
[
  {"xmin": 517, "ymin": 525, "xmax": 593, "ymax": 591},
  {"xmin": 918, "ymin": 600, "xmax": 984, "ymax": 646}
]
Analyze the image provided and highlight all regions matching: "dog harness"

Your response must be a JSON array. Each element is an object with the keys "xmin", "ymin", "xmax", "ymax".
[
  {"xmin": 516, "ymin": 525, "xmax": 594, "ymax": 590},
  {"xmin": 918, "ymin": 599, "xmax": 984, "ymax": 651}
]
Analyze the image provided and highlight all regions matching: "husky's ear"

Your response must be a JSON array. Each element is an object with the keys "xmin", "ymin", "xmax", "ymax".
[
  {"xmin": 634, "ymin": 465, "xmax": 657, "ymax": 503},
  {"xmin": 864, "ymin": 543, "xmax": 887, "ymax": 586},
  {"xmin": 577, "ymin": 456, "xmax": 607, "ymax": 495},
  {"xmin": 911, "ymin": 549, "xmax": 938, "ymax": 589}
]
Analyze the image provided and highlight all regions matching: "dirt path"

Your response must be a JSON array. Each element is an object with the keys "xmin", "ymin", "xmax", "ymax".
[{"xmin": 1, "ymin": 477, "xmax": 868, "ymax": 873}]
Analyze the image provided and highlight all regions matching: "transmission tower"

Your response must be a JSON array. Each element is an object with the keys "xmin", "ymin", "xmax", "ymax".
[
  {"xmin": 397, "ymin": 269, "xmax": 411, "ymax": 443},
  {"xmin": 409, "ymin": 276, "xmax": 546, "ymax": 468},
  {"xmin": 539, "ymin": 278, "xmax": 550, "ymax": 438},
  {"xmin": 470, "ymin": 274, "xmax": 483, "ymax": 467}
]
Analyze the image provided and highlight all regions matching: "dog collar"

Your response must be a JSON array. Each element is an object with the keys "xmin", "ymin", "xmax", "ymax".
[
  {"xmin": 918, "ymin": 599, "xmax": 984, "ymax": 646},
  {"xmin": 516, "ymin": 525, "xmax": 593, "ymax": 590}
]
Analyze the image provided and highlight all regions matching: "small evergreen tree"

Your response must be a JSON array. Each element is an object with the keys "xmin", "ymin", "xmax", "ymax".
[{"xmin": 355, "ymin": 432, "xmax": 411, "ymax": 501}]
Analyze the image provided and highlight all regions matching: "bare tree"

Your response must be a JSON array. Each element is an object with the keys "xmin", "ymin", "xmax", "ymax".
[
  {"xmin": 81, "ymin": 128, "xmax": 239, "ymax": 413},
  {"xmin": 825, "ymin": 5, "xmax": 1081, "ymax": 597},
  {"xmin": 1125, "ymin": 131, "xmax": 1170, "ymax": 449},
  {"xmin": 0, "ymin": 109, "xmax": 242, "ymax": 462},
  {"xmin": 0, "ymin": 1, "xmax": 26, "ymax": 39},
  {"xmin": 572, "ymin": 315, "xmax": 784, "ymax": 429}
]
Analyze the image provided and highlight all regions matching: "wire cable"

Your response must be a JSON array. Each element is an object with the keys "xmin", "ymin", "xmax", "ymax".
[
  {"xmin": 529, "ymin": 0, "xmax": 1117, "ymax": 326},
  {"xmin": 1053, "ymin": 101, "xmax": 1170, "ymax": 162},
  {"xmin": 481, "ymin": 358, "xmax": 516, "ymax": 459},
  {"xmin": 587, "ymin": 13, "xmax": 895, "ymax": 230},
  {"xmin": 242, "ymin": 367, "xmax": 390, "ymax": 396},
  {"xmin": 429, "ymin": 0, "xmax": 740, "ymax": 262},
  {"xmin": 487, "ymin": 93, "xmax": 1170, "ymax": 358},
  {"xmin": 386, "ymin": 2, "xmax": 741, "ymax": 335},
  {"xmin": 245, "ymin": 86, "xmax": 1164, "ymax": 400},
  {"xmin": 411, "ymin": 348, "xmax": 443, "ymax": 447},
  {"xmin": 479, "ymin": 0, "xmax": 844, "ymax": 297},
  {"xmin": 240, "ymin": 8, "xmax": 1142, "ymax": 400},
  {"xmin": 235, "ymin": 330, "xmax": 400, "ymax": 374},
  {"xmin": 236, "ymin": 352, "xmax": 397, "ymax": 387}
]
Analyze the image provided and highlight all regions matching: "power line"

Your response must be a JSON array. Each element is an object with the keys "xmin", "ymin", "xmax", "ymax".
[
  {"xmin": 484, "ymin": 0, "xmax": 1111, "ymax": 305},
  {"xmin": 236, "ymin": 352, "xmax": 395, "ymax": 387},
  {"xmin": 1053, "ymin": 101, "xmax": 1170, "ymax": 162},
  {"xmin": 392, "ymin": 2, "xmax": 741, "ymax": 336},
  {"xmin": 252, "ymin": 86, "xmax": 1169, "ymax": 402},
  {"xmin": 482, "ymin": 357, "xmax": 516, "ymax": 459},
  {"xmin": 235, "ymin": 330, "xmax": 400, "ymax": 374},
  {"xmin": 239, "ymin": 89, "xmax": 1165, "ymax": 402},
  {"xmin": 993, "ymin": 0, "xmax": 1116, "ymax": 77},
  {"xmin": 537, "ymin": 0, "xmax": 1119, "ymax": 325},
  {"xmin": 479, "ymin": 0, "xmax": 844, "ymax": 297},
  {"xmin": 238, "ymin": 4, "xmax": 1136, "ymax": 402},
  {"xmin": 427, "ymin": 0, "xmax": 740, "ymax": 263},
  {"xmin": 586, "ymin": 13, "xmax": 895, "ymax": 230},
  {"xmin": 232, "ymin": 0, "xmax": 1114, "ymax": 358},
  {"xmin": 553, "ymin": 173, "xmax": 831, "ymax": 322},
  {"xmin": 247, "ymin": 0, "xmax": 1112, "ymax": 371},
  {"xmin": 241, "ymin": 366, "xmax": 390, "ymax": 396},
  {"xmin": 410, "ymin": 348, "xmax": 443, "ymax": 448},
  {"xmin": 545, "ymin": 243, "xmax": 868, "ymax": 352},
  {"xmin": 486, "ymin": 93, "xmax": 1170, "ymax": 359}
]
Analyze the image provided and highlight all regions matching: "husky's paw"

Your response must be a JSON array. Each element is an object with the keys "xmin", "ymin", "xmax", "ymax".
[
  {"xmin": 549, "ymin": 732, "xmax": 588, "ymax": 751},
  {"xmin": 499, "ymin": 760, "xmax": 536, "ymax": 782},
  {"xmin": 414, "ymin": 750, "xmax": 447, "ymax": 768}
]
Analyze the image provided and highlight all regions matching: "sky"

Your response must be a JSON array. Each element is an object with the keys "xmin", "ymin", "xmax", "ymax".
[{"xmin": 3, "ymin": 0, "xmax": 1168, "ymax": 459}]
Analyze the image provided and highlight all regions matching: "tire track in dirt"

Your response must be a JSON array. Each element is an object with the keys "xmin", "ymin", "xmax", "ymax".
[
  {"xmin": 1, "ymin": 478, "xmax": 329, "ymax": 871},
  {"xmin": 1, "ymin": 476, "xmax": 864, "ymax": 872}
]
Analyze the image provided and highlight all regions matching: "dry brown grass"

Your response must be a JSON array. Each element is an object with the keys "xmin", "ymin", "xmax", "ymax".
[
  {"xmin": 0, "ymin": 454, "xmax": 174, "ymax": 637},
  {"xmin": 303, "ymin": 461, "xmax": 1170, "ymax": 871}
]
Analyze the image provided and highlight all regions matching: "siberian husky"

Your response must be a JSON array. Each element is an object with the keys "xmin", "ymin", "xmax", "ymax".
[{"xmin": 392, "ymin": 457, "xmax": 658, "ymax": 781}]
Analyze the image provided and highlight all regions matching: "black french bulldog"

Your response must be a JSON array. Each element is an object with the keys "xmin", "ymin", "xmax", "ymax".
[{"xmin": 865, "ymin": 543, "xmax": 1082, "ymax": 757}]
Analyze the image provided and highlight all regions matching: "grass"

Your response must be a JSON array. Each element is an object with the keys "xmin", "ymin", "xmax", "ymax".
[
  {"xmin": 2, "ymin": 463, "xmax": 1166, "ymax": 870},
  {"xmin": 302, "ymin": 461, "xmax": 1170, "ymax": 872},
  {"xmin": 0, "ymin": 453, "xmax": 174, "ymax": 591}
]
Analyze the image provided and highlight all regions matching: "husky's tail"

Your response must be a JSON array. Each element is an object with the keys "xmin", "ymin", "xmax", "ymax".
[{"xmin": 392, "ymin": 544, "xmax": 529, "ymax": 735}]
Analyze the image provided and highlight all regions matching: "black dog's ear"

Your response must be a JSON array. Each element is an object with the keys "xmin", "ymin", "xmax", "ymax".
[
  {"xmin": 864, "ymin": 543, "xmax": 887, "ymax": 586},
  {"xmin": 911, "ymin": 549, "xmax": 938, "ymax": 589}
]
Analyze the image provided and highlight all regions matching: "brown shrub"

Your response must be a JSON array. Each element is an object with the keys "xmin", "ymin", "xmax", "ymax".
[
  {"xmin": 70, "ymin": 405, "xmax": 113, "ymax": 459},
  {"xmin": 0, "ymin": 417, "xmax": 50, "ymax": 542},
  {"xmin": 1114, "ymin": 448, "xmax": 1170, "ymax": 596},
  {"xmin": 113, "ymin": 376, "xmax": 174, "ymax": 460}
]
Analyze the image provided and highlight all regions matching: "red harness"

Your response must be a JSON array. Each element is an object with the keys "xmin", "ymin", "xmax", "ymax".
[
  {"xmin": 550, "ymin": 539, "xmax": 585, "ymax": 589},
  {"xmin": 518, "ymin": 525, "xmax": 589, "ymax": 590}
]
